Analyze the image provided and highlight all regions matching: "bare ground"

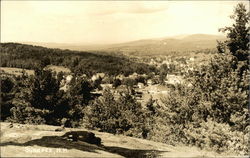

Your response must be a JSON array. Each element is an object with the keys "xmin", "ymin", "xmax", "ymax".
[{"xmin": 0, "ymin": 122, "xmax": 237, "ymax": 157}]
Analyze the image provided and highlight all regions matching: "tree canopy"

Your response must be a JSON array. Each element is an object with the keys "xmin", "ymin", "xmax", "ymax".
[{"xmin": 219, "ymin": 3, "xmax": 249, "ymax": 62}]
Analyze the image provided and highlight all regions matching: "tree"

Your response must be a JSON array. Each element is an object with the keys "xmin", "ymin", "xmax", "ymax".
[
  {"xmin": 30, "ymin": 68, "xmax": 60, "ymax": 112},
  {"xmin": 160, "ymin": 3, "xmax": 249, "ymax": 153},
  {"xmin": 219, "ymin": 3, "xmax": 249, "ymax": 62},
  {"xmin": 9, "ymin": 68, "xmax": 67, "ymax": 125},
  {"xmin": 68, "ymin": 76, "xmax": 94, "ymax": 106},
  {"xmin": 40, "ymin": 57, "xmax": 51, "ymax": 68},
  {"xmin": 113, "ymin": 78, "xmax": 121, "ymax": 88},
  {"xmin": 85, "ymin": 88, "xmax": 147, "ymax": 136},
  {"xmin": 1, "ymin": 77, "xmax": 15, "ymax": 120},
  {"xmin": 218, "ymin": 2, "xmax": 249, "ymax": 89},
  {"xmin": 159, "ymin": 64, "xmax": 168, "ymax": 85},
  {"xmin": 92, "ymin": 76, "xmax": 102, "ymax": 90},
  {"xmin": 9, "ymin": 72, "xmax": 50, "ymax": 124},
  {"xmin": 122, "ymin": 78, "xmax": 136, "ymax": 88},
  {"xmin": 84, "ymin": 89, "xmax": 118, "ymax": 133},
  {"xmin": 136, "ymin": 76, "xmax": 146, "ymax": 84},
  {"xmin": 65, "ymin": 76, "xmax": 94, "ymax": 127}
]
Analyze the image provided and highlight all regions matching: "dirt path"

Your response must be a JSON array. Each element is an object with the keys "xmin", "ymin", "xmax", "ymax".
[{"xmin": 0, "ymin": 122, "xmax": 235, "ymax": 157}]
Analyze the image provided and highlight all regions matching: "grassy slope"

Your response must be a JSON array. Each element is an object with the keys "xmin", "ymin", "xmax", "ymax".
[{"xmin": 0, "ymin": 122, "xmax": 235, "ymax": 158}]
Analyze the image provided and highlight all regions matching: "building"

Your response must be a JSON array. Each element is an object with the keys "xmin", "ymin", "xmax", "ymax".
[
  {"xmin": 147, "ymin": 79, "xmax": 153, "ymax": 86},
  {"xmin": 91, "ymin": 73, "xmax": 105, "ymax": 81},
  {"xmin": 100, "ymin": 84, "xmax": 113, "ymax": 90},
  {"xmin": 66, "ymin": 75, "xmax": 73, "ymax": 83},
  {"xmin": 137, "ymin": 82, "xmax": 144, "ymax": 89},
  {"xmin": 165, "ymin": 74, "xmax": 183, "ymax": 85}
]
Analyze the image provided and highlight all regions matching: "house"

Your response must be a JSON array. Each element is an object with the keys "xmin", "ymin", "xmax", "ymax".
[
  {"xmin": 81, "ymin": 74, "xmax": 87, "ymax": 78},
  {"xmin": 92, "ymin": 73, "xmax": 105, "ymax": 81},
  {"xmin": 135, "ymin": 91, "xmax": 143, "ymax": 99},
  {"xmin": 66, "ymin": 75, "xmax": 73, "ymax": 83},
  {"xmin": 100, "ymin": 84, "xmax": 113, "ymax": 90},
  {"xmin": 137, "ymin": 82, "xmax": 144, "ymax": 89},
  {"xmin": 60, "ymin": 84, "xmax": 70, "ymax": 92},
  {"xmin": 165, "ymin": 74, "xmax": 183, "ymax": 85},
  {"xmin": 147, "ymin": 79, "xmax": 153, "ymax": 86},
  {"xmin": 115, "ymin": 85, "xmax": 127, "ymax": 93},
  {"xmin": 147, "ymin": 85, "xmax": 158, "ymax": 94},
  {"xmin": 133, "ymin": 85, "xmax": 139, "ymax": 89},
  {"xmin": 116, "ymin": 74, "xmax": 125, "ymax": 80},
  {"xmin": 59, "ymin": 74, "xmax": 73, "ymax": 92},
  {"xmin": 128, "ymin": 72, "xmax": 138, "ymax": 79}
]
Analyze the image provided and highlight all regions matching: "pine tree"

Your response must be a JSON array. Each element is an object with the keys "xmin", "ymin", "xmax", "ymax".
[
  {"xmin": 219, "ymin": 3, "xmax": 249, "ymax": 62},
  {"xmin": 1, "ymin": 77, "xmax": 15, "ymax": 120}
]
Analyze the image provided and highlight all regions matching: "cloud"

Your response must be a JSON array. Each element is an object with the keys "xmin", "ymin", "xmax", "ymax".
[
  {"xmin": 128, "ymin": 7, "xmax": 168, "ymax": 14},
  {"xmin": 91, "ymin": 2, "xmax": 168, "ymax": 16},
  {"xmin": 2, "ymin": 1, "xmax": 248, "ymax": 44}
]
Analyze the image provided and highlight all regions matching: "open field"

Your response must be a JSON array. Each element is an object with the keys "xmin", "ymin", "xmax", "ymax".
[
  {"xmin": 0, "ymin": 65, "xmax": 71, "ymax": 77},
  {"xmin": 0, "ymin": 67, "xmax": 34, "ymax": 76},
  {"xmin": 44, "ymin": 65, "xmax": 71, "ymax": 74}
]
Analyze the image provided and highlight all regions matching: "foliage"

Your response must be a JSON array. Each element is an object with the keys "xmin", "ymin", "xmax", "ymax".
[
  {"xmin": 219, "ymin": 3, "xmax": 249, "ymax": 62},
  {"xmin": 84, "ymin": 89, "xmax": 148, "ymax": 137},
  {"xmin": 8, "ymin": 73, "xmax": 49, "ymax": 124},
  {"xmin": 156, "ymin": 4, "xmax": 249, "ymax": 154},
  {"xmin": 67, "ymin": 76, "xmax": 94, "ymax": 105},
  {"xmin": 183, "ymin": 119, "xmax": 249, "ymax": 155},
  {"xmin": 122, "ymin": 78, "xmax": 136, "ymax": 88},
  {"xmin": 113, "ymin": 78, "xmax": 122, "ymax": 88},
  {"xmin": 1, "ymin": 76, "xmax": 15, "ymax": 120},
  {"xmin": 159, "ymin": 55, "xmax": 250, "ymax": 154},
  {"xmin": 158, "ymin": 64, "xmax": 168, "ymax": 84},
  {"xmin": 0, "ymin": 43, "xmax": 156, "ymax": 76},
  {"xmin": 7, "ymin": 68, "xmax": 67, "ymax": 125}
]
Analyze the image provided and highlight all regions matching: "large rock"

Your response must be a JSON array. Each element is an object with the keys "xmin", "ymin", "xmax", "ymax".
[{"xmin": 62, "ymin": 131, "xmax": 101, "ymax": 145}]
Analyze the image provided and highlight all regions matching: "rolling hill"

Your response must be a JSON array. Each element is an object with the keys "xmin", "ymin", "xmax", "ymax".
[
  {"xmin": 0, "ymin": 43, "xmax": 156, "ymax": 76},
  {"xmin": 23, "ymin": 34, "xmax": 226, "ymax": 56}
]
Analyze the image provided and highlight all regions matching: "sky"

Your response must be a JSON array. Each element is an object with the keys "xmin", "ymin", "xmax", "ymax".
[{"xmin": 1, "ymin": 1, "xmax": 249, "ymax": 44}]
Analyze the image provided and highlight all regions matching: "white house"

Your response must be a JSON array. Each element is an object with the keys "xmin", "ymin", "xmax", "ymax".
[
  {"xmin": 165, "ymin": 74, "xmax": 183, "ymax": 85},
  {"xmin": 100, "ymin": 84, "xmax": 113, "ymax": 90},
  {"xmin": 92, "ymin": 73, "xmax": 105, "ymax": 81},
  {"xmin": 147, "ymin": 79, "xmax": 153, "ymax": 86},
  {"xmin": 137, "ymin": 82, "xmax": 144, "ymax": 89},
  {"xmin": 66, "ymin": 75, "xmax": 73, "ymax": 83}
]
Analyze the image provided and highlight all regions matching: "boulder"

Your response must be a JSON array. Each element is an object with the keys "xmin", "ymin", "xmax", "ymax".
[{"xmin": 62, "ymin": 131, "xmax": 101, "ymax": 145}]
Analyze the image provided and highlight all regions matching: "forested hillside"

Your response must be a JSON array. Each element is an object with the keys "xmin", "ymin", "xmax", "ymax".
[
  {"xmin": 0, "ymin": 43, "xmax": 156, "ymax": 76},
  {"xmin": 24, "ymin": 34, "xmax": 225, "ymax": 56}
]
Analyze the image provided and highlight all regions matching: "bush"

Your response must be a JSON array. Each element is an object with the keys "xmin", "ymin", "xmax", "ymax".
[
  {"xmin": 183, "ymin": 120, "xmax": 249, "ymax": 154},
  {"xmin": 9, "ymin": 104, "xmax": 49, "ymax": 124}
]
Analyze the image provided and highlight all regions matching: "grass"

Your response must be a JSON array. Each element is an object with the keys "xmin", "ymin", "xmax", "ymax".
[{"xmin": 0, "ymin": 67, "xmax": 34, "ymax": 76}]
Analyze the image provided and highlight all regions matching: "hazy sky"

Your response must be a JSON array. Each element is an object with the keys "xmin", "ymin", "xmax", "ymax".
[{"xmin": 1, "ymin": 1, "xmax": 249, "ymax": 44}]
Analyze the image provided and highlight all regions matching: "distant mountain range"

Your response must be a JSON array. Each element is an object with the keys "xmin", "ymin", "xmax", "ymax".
[{"xmin": 23, "ymin": 34, "xmax": 226, "ymax": 56}]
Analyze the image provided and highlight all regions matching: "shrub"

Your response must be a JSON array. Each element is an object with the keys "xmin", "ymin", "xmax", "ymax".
[
  {"xmin": 183, "ymin": 120, "xmax": 249, "ymax": 154},
  {"xmin": 9, "ymin": 104, "xmax": 49, "ymax": 124}
]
